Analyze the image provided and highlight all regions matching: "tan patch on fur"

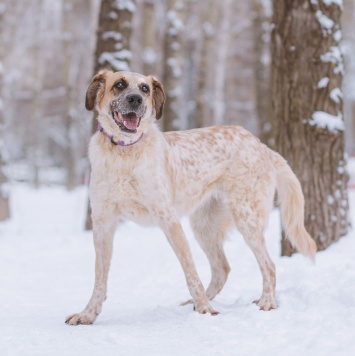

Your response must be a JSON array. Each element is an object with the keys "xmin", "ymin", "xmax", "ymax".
[{"xmin": 66, "ymin": 70, "xmax": 314, "ymax": 325}]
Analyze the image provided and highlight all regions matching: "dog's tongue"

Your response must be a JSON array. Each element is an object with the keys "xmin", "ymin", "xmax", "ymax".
[{"xmin": 122, "ymin": 113, "xmax": 139, "ymax": 130}]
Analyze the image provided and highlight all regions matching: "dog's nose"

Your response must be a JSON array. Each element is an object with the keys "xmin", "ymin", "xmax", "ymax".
[{"xmin": 126, "ymin": 94, "xmax": 143, "ymax": 108}]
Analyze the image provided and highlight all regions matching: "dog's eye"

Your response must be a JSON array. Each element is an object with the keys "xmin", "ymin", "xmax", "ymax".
[
  {"xmin": 116, "ymin": 81, "xmax": 125, "ymax": 89},
  {"xmin": 141, "ymin": 84, "xmax": 149, "ymax": 93}
]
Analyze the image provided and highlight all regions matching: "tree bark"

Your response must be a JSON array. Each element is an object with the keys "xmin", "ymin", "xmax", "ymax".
[
  {"xmin": 271, "ymin": 0, "xmax": 350, "ymax": 255},
  {"xmin": 85, "ymin": 0, "xmax": 135, "ymax": 230},
  {"xmin": 130, "ymin": 0, "xmax": 159, "ymax": 76},
  {"xmin": 162, "ymin": 0, "xmax": 187, "ymax": 131},
  {"xmin": 193, "ymin": 0, "xmax": 218, "ymax": 128},
  {"xmin": 63, "ymin": 0, "xmax": 77, "ymax": 190},
  {"xmin": 342, "ymin": 0, "xmax": 355, "ymax": 154},
  {"xmin": 213, "ymin": 0, "xmax": 233, "ymax": 126},
  {"xmin": 253, "ymin": 0, "xmax": 273, "ymax": 147}
]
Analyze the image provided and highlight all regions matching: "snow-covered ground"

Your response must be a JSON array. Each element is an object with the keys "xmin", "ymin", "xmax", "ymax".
[{"xmin": 0, "ymin": 181, "xmax": 354, "ymax": 356}]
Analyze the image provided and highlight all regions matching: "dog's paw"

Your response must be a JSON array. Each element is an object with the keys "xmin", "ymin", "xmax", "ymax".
[
  {"xmin": 253, "ymin": 295, "xmax": 277, "ymax": 311},
  {"xmin": 181, "ymin": 298, "xmax": 219, "ymax": 315},
  {"xmin": 65, "ymin": 311, "xmax": 97, "ymax": 325},
  {"xmin": 194, "ymin": 302, "xmax": 219, "ymax": 316}
]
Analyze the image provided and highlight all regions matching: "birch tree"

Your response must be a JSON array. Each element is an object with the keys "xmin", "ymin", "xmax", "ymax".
[{"xmin": 271, "ymin": 0, "xmax": 349, "ymax": 255}]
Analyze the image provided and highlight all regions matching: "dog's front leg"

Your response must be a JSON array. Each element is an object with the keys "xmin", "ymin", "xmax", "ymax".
[
  {"xmin": 66, "ymin": 219, "xmax": 116, "ymax": 325},
  {"xmin": 160, "ymin": 218, "xmax": 219, "ymax": 315}
]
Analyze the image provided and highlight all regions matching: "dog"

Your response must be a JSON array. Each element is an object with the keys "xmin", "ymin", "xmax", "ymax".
[{"xmin": 65, "ymin": 70, "xmax": 316, "ymax": 325}]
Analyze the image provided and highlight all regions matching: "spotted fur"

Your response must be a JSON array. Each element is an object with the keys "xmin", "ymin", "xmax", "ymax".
[{"xmin": 65, "ymin": 70, "xmax": 316, "ymax": 325}]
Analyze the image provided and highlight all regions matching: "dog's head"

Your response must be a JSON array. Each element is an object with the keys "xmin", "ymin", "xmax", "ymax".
[{"xmin": 86, "ymin": 70, "xmax": 165, "ymax": 142}]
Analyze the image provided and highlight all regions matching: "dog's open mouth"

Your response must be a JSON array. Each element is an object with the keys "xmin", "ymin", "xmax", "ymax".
[{"xmin": 113, "ymin": 112, "xmax": 141, "ymax": 133}]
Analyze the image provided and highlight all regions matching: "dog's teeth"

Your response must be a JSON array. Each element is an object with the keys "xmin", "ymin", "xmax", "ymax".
[{"xmin": 124, "ymin": 120, "xmax": 127, "ymax": 126}]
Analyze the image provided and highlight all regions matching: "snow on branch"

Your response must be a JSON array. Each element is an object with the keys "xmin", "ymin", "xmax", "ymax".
[{"xmin": 308, "ymin": 111, "xmax": 344, "ymax": 132}]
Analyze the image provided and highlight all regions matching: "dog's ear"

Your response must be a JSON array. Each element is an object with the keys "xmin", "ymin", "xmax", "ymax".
[
  {"xmin": 149, "ymin": 76, "xmax": 165, "ymax": 120},
  {"xmin": 85, "ymin": 69, "xmax": 112, "ymax": 111}
]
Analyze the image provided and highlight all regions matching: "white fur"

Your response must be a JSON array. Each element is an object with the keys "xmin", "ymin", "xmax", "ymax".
[{"xmin": 66, "ymin": 71, "xmax": 316, "ymax": 325}]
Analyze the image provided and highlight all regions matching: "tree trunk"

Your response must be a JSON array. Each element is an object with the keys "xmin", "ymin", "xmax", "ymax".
[
  {"xmin": 63, "ymin": 0, "xmax": 77, "ymax": 190},
  {"xmin": 85, "ymin": 0, "xmax": 135, "ymax": 230},
  {"xmin": 213, "ymin": 0, "xmax": 233, "ymax": 126},
  {"xmin": 0, "ymin": 1, "xmax": 10, "ymax": 220},
  {"xmin": 130, "ymin": 0, "xmax": 159, "ymax": 76},
  {"xmin": 271, "ymin": 0, "xmax": 350, "ymax": 255},
  {"xmin": 193, "ymin": 0, "xmax": 218, "ymax": 128},
  {"xmin": 162, "ymin": 0, "xmax": 187, "ymax": 131},
  {"xmin": 342, "ymin": 0, "xmax": 355, "ymax": 154},
  {"xmin": 253, "ymin": 0, "xmax": 273, "ymax": 147}
]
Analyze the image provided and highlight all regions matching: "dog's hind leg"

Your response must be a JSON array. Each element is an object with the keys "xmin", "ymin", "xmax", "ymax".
[
  {"xmin": 229, "ymin": 191, "xmax": 277, "ymax": 311},
  {"xmin": 66, "ymin": 214, "xmax": 117, "ymax": 325},
  {"xmin": 188, "ymin": 196, "xmax": 232, "ymax": 302}
]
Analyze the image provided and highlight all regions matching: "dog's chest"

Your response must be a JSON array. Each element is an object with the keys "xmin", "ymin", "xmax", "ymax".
[{"xmin": 90, "ymin": 152, "xmax": 169, "ymax": 225}]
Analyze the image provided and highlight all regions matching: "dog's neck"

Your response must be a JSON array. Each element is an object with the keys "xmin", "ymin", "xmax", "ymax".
[{"xmin": 97, "ymin": 122, "xmax": 144, "ymax": 147}]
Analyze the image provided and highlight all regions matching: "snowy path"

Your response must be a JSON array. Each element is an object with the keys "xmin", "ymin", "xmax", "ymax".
[{"xmin": 0, "ymin": 184, "xmax": 354, "ymax": 356}]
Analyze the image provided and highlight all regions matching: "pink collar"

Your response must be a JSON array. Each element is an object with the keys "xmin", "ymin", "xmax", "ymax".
[{"xmin": 98, "ymin": 123, "xmax": 143, "ymax": 146}]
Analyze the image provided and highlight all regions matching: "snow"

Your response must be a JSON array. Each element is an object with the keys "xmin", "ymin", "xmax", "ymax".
[
  {"xmin": 102, "ymin": 31, "xmax": 122, "ymax": 42},
  {"xmin": 330, "ymin": 87, "xmax": 343, "ymax": 103},
  {"xmin": 167, "ymin": 57, "xmax": 182, "ymax": 78},
  {"xmin": 259, "ymin": 0, "xmax": 272, "ymax": 18},
  {"xmin": 320, "ymin": 46, "xmax": 344, "ymax": 75},
  {"xmin": 324, "ymin": 0, "xmax": 344, "ymax": 10},
  {"xmin": 0, "ymin": 180, "xmax": 355, "ymax": 356},
  {"xmin": 317, "ymin": 77, "xmax": 329, "ymax": 89},
  {"xmin": 114, "ymin": 0, "xmax": 136, "ymax": 13},
  {"xmin": 167, "ymin": 10, "xmax": 185, "ymax": 36},
  {"xmin": 98, "ymin": 50, "xmax": 131, "ymax": 71},
  {"xmin": 333, "ymin": 29, "xmax": 342, "ymax": 42},
  {"xmin": 337, "ymin": 166, "xmax": 345, "ymax": 174},
  {"xmin": 309, "ymin": 111, "xmax": 344, "ymax": 132},
  {"xmin": 142, "ymin": 47, "xmax": 157, "ymax": 65},
  {"xmin": 315, "ymin": 10, "xmax": 334, "ymax": 33},
  {"xmin": 108, "ymin": 11, "xmax": 118, "ymax": 20}
]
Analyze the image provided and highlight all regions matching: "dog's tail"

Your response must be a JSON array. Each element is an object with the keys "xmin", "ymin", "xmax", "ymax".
[{"xmin": 272, "ymin": 152, "xmax": 317, "ymax": 258}]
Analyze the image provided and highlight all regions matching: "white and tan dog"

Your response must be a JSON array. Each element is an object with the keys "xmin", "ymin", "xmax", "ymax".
[{"xmin": 65, "ymin": 70, "xmax": 316, "ymax": 325}]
